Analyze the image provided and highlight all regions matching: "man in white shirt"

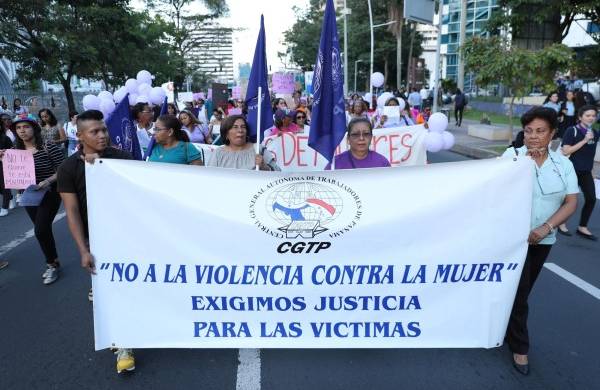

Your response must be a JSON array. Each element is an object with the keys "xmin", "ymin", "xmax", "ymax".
[{"xmin": 408, "ymin": 88, "xmax": 422, "ymax": 110}]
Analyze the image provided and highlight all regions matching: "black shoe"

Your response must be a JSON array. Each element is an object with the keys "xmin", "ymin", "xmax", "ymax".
[
  {"xmin": 557, "ymin": 228, "xmax": 572, "ymax": 236},
  {"xmin": 512, "ymin": 360, "xmax": 530, "ymax": 376},
  {"xmin": 576, "ymin": 230, "xmax": 598, "ymax": 241}
]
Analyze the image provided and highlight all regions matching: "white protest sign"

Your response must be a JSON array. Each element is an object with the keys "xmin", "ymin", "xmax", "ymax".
[
  {"xmin": 383, "ymin": 106, "xmax": 401, "ymax": 126},
  {"xmin": 88, "ymin": 157, "xmax": 533, "ymax": 349},
  {"xmin": 263, "ymin": 125, "xmax": 428, "ymax": 171}
]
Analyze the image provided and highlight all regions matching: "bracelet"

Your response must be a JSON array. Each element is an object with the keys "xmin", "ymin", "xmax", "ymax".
[{"xmin": 543, "ymin": 222, "xmax": 554, "ymax": 232}]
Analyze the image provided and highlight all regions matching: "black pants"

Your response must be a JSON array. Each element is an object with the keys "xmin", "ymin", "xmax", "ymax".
[
  {"xmin": 25, "ymin": 190, "xmax": 61, "ymax": 264},
  {"xmin": 576, "ymin": 171, "xmax": 596, "ymax": 227},
  {"xmin": 1, "ymin": 189, "xmax": 10, "ymax": 209},
  {"xmin": 454, "ymin": 106, "xmax": 464, "ymax": 126},
  {"xmin": 506, "ymin": 244, "xmax": 552, "ymax": 355}
]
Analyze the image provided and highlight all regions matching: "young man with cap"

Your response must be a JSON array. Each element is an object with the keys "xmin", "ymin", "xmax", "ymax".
[{"xmin": 56, "ymin": 109, "xmax": 135, "ymax": 374}]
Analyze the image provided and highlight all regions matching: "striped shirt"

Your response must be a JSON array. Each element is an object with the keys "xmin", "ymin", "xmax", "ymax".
[{"xmin": 31, "ymin": 142, "xmax": 65, "ymax": 184}]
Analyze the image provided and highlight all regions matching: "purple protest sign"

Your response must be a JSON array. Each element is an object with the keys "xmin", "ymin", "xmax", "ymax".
[
  {"xmin": 232, "ymin": 86, "xmax": 242, "ymax": 100},
  {"xmin": 272, "ymin": 73, "xmax": 295, "ymax": 94}
]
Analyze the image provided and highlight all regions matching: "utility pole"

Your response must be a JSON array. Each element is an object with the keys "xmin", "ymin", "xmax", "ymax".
[
  {"xmin": 432, "ymin": 4, "xmax": 443, "ymax": 113},
  {"xmin": 354, "ymin": 59, "xmax": 363, "ymax": 92},
  {"xmin": 342, "ymin": 1, "xmax": 351, "ymax": 96},
  {"xmin": 457, "ymin": 0, "xmax": 467, "ymax": 91},
  {"xmin": 367, "ymin": 0, "xmax": 374, "ymax": 98}
]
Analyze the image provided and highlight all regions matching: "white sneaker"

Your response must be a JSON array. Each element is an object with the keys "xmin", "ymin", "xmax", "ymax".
[
  {"xmin": 15, "ymin": 193, "xmax": 21, "ymax": 204},
  {"xmin": 8, "ymin": 199, "xmax": 16, "ymax": 209},
  {"xmin": 0, "ymin": 209, "xmax": 7, "ymax": 217},
  {"xmin": 43, "ymin": 265, "xmax": 59, "ymax": 285}
]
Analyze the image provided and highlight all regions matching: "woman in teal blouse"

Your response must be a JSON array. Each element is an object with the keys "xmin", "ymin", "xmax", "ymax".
[
  {"xmin": 149, "ymin": 115, "xmax": 203, "ymax": 165},
  {"xmin": 502, "ymin": 107, "xmax": 578, "ymax": 375}
]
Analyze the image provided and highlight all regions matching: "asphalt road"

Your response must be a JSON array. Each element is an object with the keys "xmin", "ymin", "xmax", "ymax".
[{"xmin": 1, "ymin": 150, "xmax": 598, "ymax": 390}]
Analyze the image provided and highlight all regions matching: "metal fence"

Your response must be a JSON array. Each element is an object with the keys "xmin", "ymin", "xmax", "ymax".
[{"xmin": 0, "ymin": 90, "xmax": 86, "ymax": 123}]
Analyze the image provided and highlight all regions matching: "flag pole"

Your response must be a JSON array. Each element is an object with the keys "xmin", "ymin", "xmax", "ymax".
[{"xmin": 255, "ymin": 86, "xmax": 262, "ymax": 171}]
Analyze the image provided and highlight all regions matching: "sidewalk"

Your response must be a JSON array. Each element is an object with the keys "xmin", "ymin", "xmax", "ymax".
[{"xmin": 447, "ymin": 118, "xmax": 600, "ymax": 178}]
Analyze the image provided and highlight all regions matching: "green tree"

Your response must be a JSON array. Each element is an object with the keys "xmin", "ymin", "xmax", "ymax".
[
  {"xmin": 284, "ymin": 0, "xmax": 423, "ymax": 92},
  {"xmin": 463, "ymin": 36, "xmax": 573, "ymax": 135},
  {"xmin": 0, "ymin": 0, "xmax": 176, "ymax": 110},
  {"xmin": 146, "ymin": 0, "xmax": 228, "ymax": 98}
]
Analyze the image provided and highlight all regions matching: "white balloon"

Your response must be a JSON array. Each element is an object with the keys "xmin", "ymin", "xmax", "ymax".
[
  {"xmin": 113, "ymin": 87, "xmax": 128, "ymax": 103},
  {"xmin": 136, "ymin": 95, "xmax": 149, "ymax": 104},
  {"xmin": 128, "ymin": 93, "xmax": 139, "ymax": 106},
  {"xmin": 442, "ymin": 131, "xmax": 455, "ymax": 150},
  {"xmin": 149, "ymin": 87, "xmax": 166, "ymax": 105},
  {"xmin": 99, "ymin": 98, "xmax": 115, "ymax": 113},
  {"xmin": 97, "ymin": 91, "xmax": 113, "ymax": 101},
  {"xmin": 371, "ymin": 72, "xmax": 384, "ymax": 88},
  {"xmin": 397, "ymin": 98, "xmax": 406, "ymax": 111},
  {"xmin": 82, "ymin": 94, "xmax": 101, "ymax": 111},
  {"xmin": 125, "ymin": 78, "xmax": 139, "ymax": 94},
  {"xmin": 428, "ymin": 112, "xmax": 449, "ymax": 133},
  {"xmin": 137, "ymin": 83, "xmax": 152, "ymax": 97},
  {"xmin": 136, "ymin": 70, "xmax": 153, "ymax": 86},
  {"xmin": 377, "ymin": 92, "xmax": 394, "ymax": 109},
  {"xmin": 425, "ymin": 131, "xmax": 444, "ymax": 153},
  {"xmin": 363, "ymin": 93, "xmax": 373, "ymax": 105}
]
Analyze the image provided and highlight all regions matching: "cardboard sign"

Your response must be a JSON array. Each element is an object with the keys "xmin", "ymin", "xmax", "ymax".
[
  {"xmin": 272, "ymin": 73, "xmax": 296, "ymax": 94},
  {"xmin": 2, "ymin": 149, "xmax": 36, "ymax": 189}
]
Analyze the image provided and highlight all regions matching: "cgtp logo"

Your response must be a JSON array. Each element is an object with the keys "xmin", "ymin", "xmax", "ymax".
[{"xmin": 249, "ymin": 177, "xmax": 362, "ymax": 241}]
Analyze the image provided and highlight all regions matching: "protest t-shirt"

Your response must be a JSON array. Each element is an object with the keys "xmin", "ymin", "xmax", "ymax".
[
  {"xmin": 57, "ymin": 147, "xmax": 132, "ymax": 237},
  {"xmin": 325, "ymin": 150, "xmax": 391, "ymax": 170},
  {"xmin": 148, "ymin": 141, "xmax": 202, "ymax": 165}
]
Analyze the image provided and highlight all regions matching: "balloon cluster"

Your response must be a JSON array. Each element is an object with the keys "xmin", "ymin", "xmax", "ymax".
[
  {"xmin": 425, "ymin": 113, "xmax": 455, "ymax": 153},
  {"xmin": 81, "ymin": 70, "xmax": 167, "ymax": 118}
]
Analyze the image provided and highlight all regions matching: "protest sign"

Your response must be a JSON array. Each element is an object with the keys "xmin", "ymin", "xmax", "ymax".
[
  {"xmin": 383, "ymin": 106, "xmax": 401, "ymax": 126},
  {"xmin": 88, "ymin": 157, "xmax": 533, "ymax": 349},
  {"xmin": 228, "ymin": 108, "xmax": 242, "ymax": 116},
  {"xmin": 2, "ymin": 149, "xmax": 36, "ymax": 189},
  {"xmin": 263, "ymin": 125, "xmax": 428, "ymax": 171},
  {"xmin": 272, "ymin": 73, "xmax": 296, "ymax": 94},
  {"xmin": 232, "ymin": 86, "xmax": 242, "ymax": 100}
]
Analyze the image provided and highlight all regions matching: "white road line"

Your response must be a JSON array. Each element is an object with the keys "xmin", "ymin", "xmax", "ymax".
[
  {"xmin": 544, "ymin": 262, "xmax": 600, "ymax": 300},
  {"xmin": 0, "ymin": 212, "xmax": 66, "ymax": 257},
  {"xmin": 236, "ymin": 348, "xmax": 261, "ymax": 390}
]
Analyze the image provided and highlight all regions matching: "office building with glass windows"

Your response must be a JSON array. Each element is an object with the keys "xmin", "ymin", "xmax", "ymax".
[{"xmin": 440, "ymin": 0, "xmax": 499, "ymax": 90}]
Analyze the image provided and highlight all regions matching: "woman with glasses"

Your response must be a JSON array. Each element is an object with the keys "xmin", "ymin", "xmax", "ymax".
[
  {"xmin": 148, "ymin": 115, "xmax": 203, "ymax": 165},
  {"xmin": 207, "ymin": 115, "xmax": 279, "ymax": 171},
  {"xmin": 132, "ymin": 102, "xmax": 155, "ymax": 154},
  {"xmin": 502, "ymin": 106, "xmax": 578, "ymax": 375},
  {"xmin": 325, "ymin": 118, "xmax": 390, "ymax": 170},
  {"xmin": 292, "ymin": 110, "xmax": 308, "ymax": 129}
]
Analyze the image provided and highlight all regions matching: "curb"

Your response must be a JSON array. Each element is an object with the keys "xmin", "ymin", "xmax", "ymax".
[{"xmin": 450, "ymin": 143, "xmax": 502, "ymax": 160}]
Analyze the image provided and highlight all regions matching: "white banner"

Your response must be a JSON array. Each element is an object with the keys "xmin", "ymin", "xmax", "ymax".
[
  {"xmin": 263, "ymin": 125, "xmax": 428, "ymax": 171},
  {"xmin": 87, "ymin": 157, "xmax": 533, "ymax": 349}
]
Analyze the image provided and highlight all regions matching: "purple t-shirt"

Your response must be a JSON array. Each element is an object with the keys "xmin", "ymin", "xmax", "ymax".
[{"xmin": 325, "ymin": 151, "xmax": 391, "ymax": 170}]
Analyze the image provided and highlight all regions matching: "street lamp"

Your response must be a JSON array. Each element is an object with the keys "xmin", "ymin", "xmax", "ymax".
[
  {"xmin": 367, "ymin": 0, "xmax": 397, "ymax": 97},
  {"xmin": 354, "ymin": 59, "xmax": 363, "ymax": 92}
]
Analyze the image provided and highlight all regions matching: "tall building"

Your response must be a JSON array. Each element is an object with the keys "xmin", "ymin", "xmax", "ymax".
[
  {"xmin": 440, "ymin": 0, "xmax": 499, "ymax": 91},
  {"xmin": 416, "ymin": 20, "xmax": 439, "ymax": 88},
  {"xmin": 186, "ymin": 23, "xmax": 234, "ymax": 84}
]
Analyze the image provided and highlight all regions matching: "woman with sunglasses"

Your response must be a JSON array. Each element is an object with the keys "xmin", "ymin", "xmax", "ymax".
[
  {"xmin": 325, "ymin": 118, "xmax": 390, "ymax": 170},
  {"xmin": 502, "ymin": 106, "xmax": 578, "ymax": 375},
  {"xmin": 292, "ymin": 110, "xmax": 308, "ymax": 129}
]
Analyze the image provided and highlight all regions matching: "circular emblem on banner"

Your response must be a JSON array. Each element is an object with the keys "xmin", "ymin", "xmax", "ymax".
[{"xmin": 249, "ymin": 177, "xmax": 362, "ymax": 240}]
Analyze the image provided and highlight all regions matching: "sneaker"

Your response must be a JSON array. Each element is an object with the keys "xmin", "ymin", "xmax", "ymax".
[
  {"xmin": 15, "ymin": 193, "xmax": 21, "ymax": 204},
  {"xmin": 42, "ymin": 261, "xmax": 60, "ymax": 278},
  {"xmin": 43, "ymin": 265, "xmax": 59, "ymax": 285},
  {"xmin": 116, "ymin": 348, "xmax": 135, "ymax": 373},
  {"xmin": 0, "ymin": 261, "xmax": 8, "ymax": 270},
  {"xmin": 0, "ymin": 208, "xmax": 7, "ymax": 217},
  {"xmin": 8, "ymin": 199, "xmax": 16, "ymax": 209},
  {"xmin": 88, "ymin": 288, "xmax": 93, "ymax": 302}
]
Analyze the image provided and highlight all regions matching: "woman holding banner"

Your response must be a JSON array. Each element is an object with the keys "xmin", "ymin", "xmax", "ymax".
[
  {"xmin": 1, "ymin": 114, "xmax": 65, "ymax": 284},
  {"xmin": 148, "ymin": 115, "xmax": 203, "ymax": 165},
  {"xmin": 502, "ymin": 107, "xmax": 578, "ymax": 375},
  {"xmin": 207, "ymin": 115, "xmax": 279, "ymax": 171},
  {"xmin": 325, "ymin": 118, "xmax": 390, "ymax": 170}
]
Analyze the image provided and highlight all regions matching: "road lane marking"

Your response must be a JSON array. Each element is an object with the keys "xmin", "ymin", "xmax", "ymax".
[
  {"xmin": 0, "ymin": 212, "xmax": 66, "ymax": 257},
  {"xmin": 544, "ymin": 263, "xmax": 600, "ymax": 300},
  {"xmin": 236, "ymin": 348, "xmax": 261, "ymax": 390}
]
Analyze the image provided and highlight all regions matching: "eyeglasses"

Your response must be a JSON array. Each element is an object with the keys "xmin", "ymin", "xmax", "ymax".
[
  {"xmin": 296, "ymin": 115, "xmax": 306, "ymax": 119},
  {"xmin": 349, "ymin": 131, "xmax": 373, "ymax": 140},
  {"xmin": 141, "ymin": 110, "xmax": 153, "ymax": 114},
  {"xmin": 154, "ymin": 126, "xmax": 169, "ymax": 132}
]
